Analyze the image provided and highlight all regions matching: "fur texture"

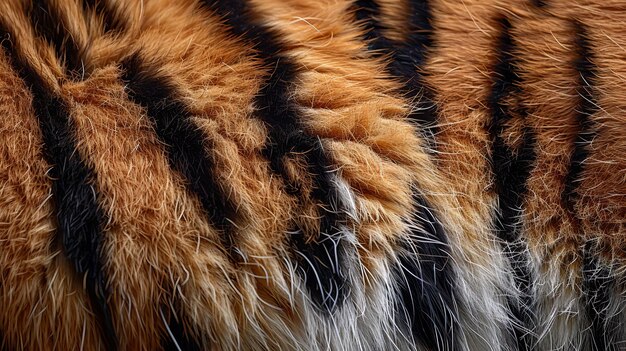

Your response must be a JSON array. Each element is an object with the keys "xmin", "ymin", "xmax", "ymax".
[{"xmin": 0, "ymin": 0, "xmax": 624, "ymax": 350}]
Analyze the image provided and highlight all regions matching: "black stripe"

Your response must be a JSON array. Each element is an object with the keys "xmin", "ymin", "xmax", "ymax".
[
  {"xmin": 119, "ymin": 54, "xmax": 238, "ymax": 256},
  {"xmin": 355, "ymin": 3, "xmax": 459, "ymax": 346},
  {"xmin": 82, "ymin": 0, "xmax": 124, "ymax": 33},
  {"xmin": 353, "ymin": 0, "xmax": 388, "ymax": 43},
  {"xmin": 563, "ymin": 21, "xmax": 598, "ymax": 214},
  {"xmin": 29, "ymin": 0, "xmax": 84, "ymax": 78},
  {"xmin": 199, "ymin": 0, "xmax": 349, "ymax": 312},
  {"xmin": 0, "ymin": 25, "xmax": 117, "ymax": 350},
  {"xmin": 353, "ymin": 0, "xmax": 438, "ymax": 145},
  {"xmin": 487, "ymin": 17, "xmax": 537, "ymax": 351},
  {"xmin": 395, "ymin": 193, "xmax": 459, "ymax": 351},
  {"xmin": 119, "ymin": 55, "xmax": 223, "ymax": 350},
  {"xmin": 404, "ymin": 0, "xmax": 435, "ymax": 63},
  {"xmin": 354, "ymin": 0, "xmax": 434, "ymax": 89},
  {"xmin": 565, "ymin": 22, "xmax": 615, "ymax": 350},
  {"xmin": 400, "ymin": 0, "xmax": 438, "ymax": 138}
]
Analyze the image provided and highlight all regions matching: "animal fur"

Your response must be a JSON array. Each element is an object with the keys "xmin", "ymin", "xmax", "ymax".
[{"xmin": 0, "ymin": 0, "xmax": 624, "ymax": 350}]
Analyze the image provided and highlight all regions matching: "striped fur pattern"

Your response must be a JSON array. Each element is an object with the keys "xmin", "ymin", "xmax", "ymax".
[{"xmin": 0, "ymin": 0, "xmax": 624, "ymax": 350}]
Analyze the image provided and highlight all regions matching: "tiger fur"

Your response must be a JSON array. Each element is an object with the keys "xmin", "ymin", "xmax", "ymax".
[{"xmin": 0, "ymin": 0, "xmax": 624, "ymax": 350}]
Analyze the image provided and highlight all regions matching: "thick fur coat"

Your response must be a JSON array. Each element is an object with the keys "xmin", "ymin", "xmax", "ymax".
[{"xmin": 0, "ymin": 0, "xmax": 624, "ymax": 350}]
